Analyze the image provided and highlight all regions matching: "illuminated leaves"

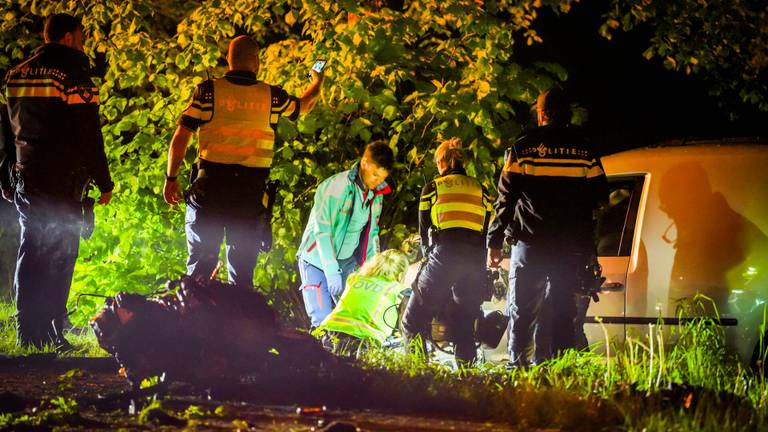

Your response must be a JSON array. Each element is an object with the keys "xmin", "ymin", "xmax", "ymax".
[{"xmin": 0, "ymin": 0, "xmax": 577, "ymax": 327}]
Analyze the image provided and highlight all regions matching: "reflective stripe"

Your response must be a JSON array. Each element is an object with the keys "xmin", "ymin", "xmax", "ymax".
[
  {"xmin": 504, "ymin": 155, "xmax": 602, "ymax": 178},
  {"xmin": 436, "ymin": 192, "xmax": 482, "ymax": 206},
  {"xmin": 6, "ymin": 77, "xmax": 66, "ymax": 100},
  {"xmin": 437, "ymin": 210, "xmax": 485, "ymax": 228},
  {"xmin": 7, "ymin": 85, "xmax": 63, "ymax": 99},
  {"xmin": 183, "ymin": 102, "xmax": 213, "ymax": 120},
  {"xmin": 586, "ymin": 164, "xmax": 605, "ymax": 178},
  {"xmin": 271, "ymin": 98, "xmax": 291, "ymax": 112},
  {"xmin": 64, "ymin": 88, "xmax": 100, "ymax": 105},
  {"xmin": 324, "ymin": 315, "xmax": 385, "ymax": 339},
  {"xmin": 430, "ymin": 174, "xmax": 487, "ymax": 232},
  {"xmin": 198, "ymin": 79, "xmax": 275, "ymax": 168},
  {"xmin": 505, "ymin": 163, "xmax": 590, "ymax": 177}
]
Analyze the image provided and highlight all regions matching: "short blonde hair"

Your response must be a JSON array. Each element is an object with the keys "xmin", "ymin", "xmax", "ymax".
[
  {"xmin": 354, "ymin": 249, "xmax": 409, "ymax": 282},
  {"xmin": 434, "ymin": 137, "xmax": 464, "ymax": 169}
]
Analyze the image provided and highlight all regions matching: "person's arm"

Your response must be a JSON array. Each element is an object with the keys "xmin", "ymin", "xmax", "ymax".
[
  {"xmin": 298, "ymin": 69, "xmax": 324, "ymax": 115},
  {"xmin": 588, "ymin": 157, "xmax": 610, "ymax": 211},
  {"xmin": 0, "ymin": 104, "xmax": 15, "ymax": 202},
  {"xmin": 486, "ymin": 148, "xmax": 524, "ymax": 266},
  {"xmin": 487, "ymin": 161, "xmax": 522, "ymax": 249},
  {"xmin": 418, "ymin": 182, "xmax": 436, "ymax": 257},
  {"xmin": 163, "ymin": 81, "xmax": 211, "ymax": 205},
  {"xmin": 163, "ymin": 126, "xmax": 193, "ymax": 205},
  {"xmin": 312, "ymin": 178, "xmax": 342, "ymax": 277},
  {"xmin": 69, "ymin": 63, "xmax": 113, "ymax": 204}
]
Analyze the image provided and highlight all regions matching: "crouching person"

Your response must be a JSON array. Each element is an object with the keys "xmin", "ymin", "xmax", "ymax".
[{"xmin": 313, "ymin": 249, "xmax": 410, "ymax": 356}]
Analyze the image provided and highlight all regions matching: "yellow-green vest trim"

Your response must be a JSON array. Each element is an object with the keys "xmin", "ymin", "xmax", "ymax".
[{"xmin": 428, "ymin": 174, "xmax": 488, "ymax": 232}]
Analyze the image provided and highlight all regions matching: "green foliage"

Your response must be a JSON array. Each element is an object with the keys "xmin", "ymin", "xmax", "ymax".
[
  {"xmin": 0, "ymin": 396, "xmax": 80, "ymax": 429},
  {"xmin": 358, "ymin": 305, "xmax": 768, "ymax": 430},
  {"xmin": 0, "ymin": 0, "xmax": 574, "ymax": 326},
  {"xmin": 600, "ymin": 0, "xmax": 768, "ymax": 116}
]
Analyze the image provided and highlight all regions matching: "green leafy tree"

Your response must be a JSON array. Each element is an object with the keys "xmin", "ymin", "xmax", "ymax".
[
  {"xmin": 600, "ymin": 0, "xmax": 768, "ymax": 116},
  {"xmin": 0, "ymin": 0, "xmax": 575, "ymax": 327}
]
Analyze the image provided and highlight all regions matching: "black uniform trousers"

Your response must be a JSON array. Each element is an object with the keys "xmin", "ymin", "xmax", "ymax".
[
  {"xmin": 184, "ymin": 164, "xmax": 270, "ymax": 289},
  {"xmin": 507, "ymin": 239, "xmax": 590, "ymax": 365},
  {"xmin": 13, "ymin": 188, "xmax": 81, "ymax": 347},
  {"xmin": 402, "ymin": 237, "xmax": 485, "ymax": 362}
]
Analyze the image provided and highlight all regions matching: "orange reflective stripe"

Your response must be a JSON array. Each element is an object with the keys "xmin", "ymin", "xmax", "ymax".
[
  {"xmin": 65, "ymin": 92, "xmax": 100, "ymax": 105},
  {"xmin": 202, "ymin": 125, "xmax": 274, "ymax": 140},
  {"xmin": 436, "ymin": 193, "xmax": 483, "ymax": 206},
  {"xmin": 200, "ymin": 144, "xmax": 274, "ymax": 158},
  {"xmin": 437, "ymin": 211, "xmax": 485, "ymax": 226},
  {"xmin": 6, "ymin": 84, "xmax": 63, "ymax": 99}
]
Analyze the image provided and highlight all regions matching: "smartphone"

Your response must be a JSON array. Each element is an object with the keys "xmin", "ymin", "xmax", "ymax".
[{"xmin": 307, "ymin": 59, "xmax": 327, "ymax": 79}]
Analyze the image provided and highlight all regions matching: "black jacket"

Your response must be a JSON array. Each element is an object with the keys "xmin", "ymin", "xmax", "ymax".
[
  {"xmin": 487, "ymin": 125, "xmax": 608, "ymax": 250},
  {"xmin": 4, "ymin": 43, "xmax": 112, "ymax": 197}
]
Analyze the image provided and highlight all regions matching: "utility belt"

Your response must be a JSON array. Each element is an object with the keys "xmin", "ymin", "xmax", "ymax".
[
  {"xmin": 194, "ymin": 159, "xmax": 269, "ymax": 183},
  {"xmin": 429, "ymin": 227, "xmax": 485, "ymax": 250}
]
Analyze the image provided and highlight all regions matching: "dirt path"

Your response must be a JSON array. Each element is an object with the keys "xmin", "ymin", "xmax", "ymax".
[{"xmin": 0, "ymin": 355, "xmax": 522, "ymax": 431}]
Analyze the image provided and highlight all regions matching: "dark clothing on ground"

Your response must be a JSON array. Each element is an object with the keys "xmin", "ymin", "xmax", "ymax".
[
  {"xmin": 487, "ymin": 124, "xmax": 607, "ymax": 365},
  {"xmin": 3, "ymin": 43, "xmax": 113, "ymax": 347},
  {"xmin": 402, "ymin": 168, "xmax": 493, "ymax": 362}
]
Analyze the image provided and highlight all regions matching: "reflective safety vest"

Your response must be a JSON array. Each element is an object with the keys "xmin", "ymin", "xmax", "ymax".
[
  {"xmin": 316, "ymin": 275, "xmax": 407, "ymax": 344},
  {"xmin": 198, "ymin": 79, "xmax": 277, "ymax": 168},
  {"xmin": 429, "ymin": 174, "xmax": 489, "ymax": 232}
]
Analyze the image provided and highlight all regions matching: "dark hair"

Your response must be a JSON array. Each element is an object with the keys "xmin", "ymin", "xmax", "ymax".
[
  {"xmin": 364, "ymin": 140, "xmax": 395, "ymax": 171},
  {"xmin": 44, "ymin": 13, "xmax": 82, "ymax": 43},
  {"xmin": 537, "ymin": 87, "xmax": 572, "ymax": 125}
]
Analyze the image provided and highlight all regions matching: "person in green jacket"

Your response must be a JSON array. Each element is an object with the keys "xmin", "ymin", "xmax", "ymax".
[
  {"xmin": 314, "ymin": 249, "xmax": 410, "ymax": 354},
  {"xmin": 297, "ymin": 141, "xmax": 394, "ymax": 328}
]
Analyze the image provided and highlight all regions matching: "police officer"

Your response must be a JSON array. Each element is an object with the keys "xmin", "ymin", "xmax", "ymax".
[
  {"xmin": 3, "ymin": 13, "xmax": 114, "ymax": 349},
  {"xmin": 401, "ymin": 137, "xmax": 493, "ymax": 364},
  {"xmin": 163, "ymin": 35, "xmax": 323, "ymax": 288},
  {"xmin": 486, "ymin": 88, "xmax": 608, "ymax": 367}
]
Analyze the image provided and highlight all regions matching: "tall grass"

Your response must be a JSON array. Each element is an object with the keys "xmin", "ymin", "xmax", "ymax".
[
  {"xmin": 357, "ymin": 298, "xmax": 768, "ymax": 430},
  {"xmin": 0, "ymin": 302, "xmax": 105, "ymax": 357},
  {"xmin": 1, "ymin": 297, "xmax": 767, "ymax": 430}
]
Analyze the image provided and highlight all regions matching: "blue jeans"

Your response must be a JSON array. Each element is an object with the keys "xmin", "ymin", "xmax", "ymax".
[
  {"xmin": 507, "ymin": 240, "xmax": 589, "ymax": 365},
  {"xmin": 13, "ymin": 189, "xmax": 81, "ymax": 347},
  {"xmin": 298, "ymin": 258, "xmax": 357, "ymax": 328}
]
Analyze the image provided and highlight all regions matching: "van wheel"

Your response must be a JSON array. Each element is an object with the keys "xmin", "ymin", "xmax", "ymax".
[{"xmin": 751, "ymin": 331, "xmax": 768, "ymax": 375}]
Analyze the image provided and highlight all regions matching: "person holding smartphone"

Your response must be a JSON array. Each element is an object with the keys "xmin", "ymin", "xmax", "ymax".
[{"xmin": 163, "ymin": 35, "xmax": 323, "ymax": 288}]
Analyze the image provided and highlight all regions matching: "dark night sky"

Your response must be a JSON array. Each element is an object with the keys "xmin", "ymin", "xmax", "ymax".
[{"xmin": 521, "ymin": 3, "xmax": 767, "ymax": 154}]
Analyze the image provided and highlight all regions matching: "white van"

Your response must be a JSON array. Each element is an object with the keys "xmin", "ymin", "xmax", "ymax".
[{"xmin": 483, "ymin": 140, "xmax": 768, "ymax": 365}]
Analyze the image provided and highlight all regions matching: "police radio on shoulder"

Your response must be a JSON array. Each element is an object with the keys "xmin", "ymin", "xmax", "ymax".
[{"xmin": 306, "ymin": 59, "xmax": 327, "ymax": 79}]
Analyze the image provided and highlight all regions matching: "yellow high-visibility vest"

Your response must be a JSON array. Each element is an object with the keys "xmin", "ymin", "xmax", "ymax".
[
  {"xmin": 430, "ymin": 174, "xmax": 488, "ymax": 232},
  {"xmin": 198, "ymin": 79, "xmax": 276, "ymax": 168}
]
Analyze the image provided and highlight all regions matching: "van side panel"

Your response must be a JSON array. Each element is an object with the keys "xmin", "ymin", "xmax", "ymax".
[{"xmin": 602, "ymin": 145, "xmax": 768, "ymax": 362}]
